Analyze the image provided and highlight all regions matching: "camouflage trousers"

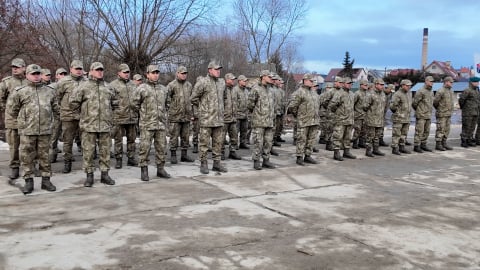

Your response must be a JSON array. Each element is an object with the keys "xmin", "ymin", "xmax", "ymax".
[
  {"xmin": 62, "ymin": 120, "xmax": 80, "ymax": 162},
  {"xmin": 20, "ymin": 135, "xmax": 51, "ymax": 179},
  {"xmin": 391, "ymin": 122, "xmax": 410, "ymax": 147},
  {"xmin": 332, "ymin": 124, "xmax": 352, "ymax": 150},
  {"xmin": 246, "ymin": 117, "xmax": 252, "ymax": 143},
  {"xmin": 435, "ymin": 116, "xmax": 451, "ymax": 142},
  {"xmin": 199, "ymin": 126, "xmax": 223, "ymax": 161},
  {"xmin": 192, "ymin": 118, "xmax": 200, "ymax": 145},
  {"xmin": 462, "ymin": 115, "xmax": 478, "ymax": 140},
  {"xmin": 274, "ymin": 114, "xmax": 284, "ymax": 138},
  {"xmin": 352, "ymin": 118, "xmax": 367, "ymax": 141},
  {"xmin": 366, "ymin": 126, "xmax": 383, "ymax": 147},
  {"xmin": 139, "ymin": 129, "xmax": 166, "ymax": 167},
  {"xmin": 236, "ymin": 118, "xmax": 249, "ymax": 145},
  {"xmin": 113, "ymin": 123, "xmax": 137, "ymax": 159},
  {"xmin": 50, "ymin": 120, "xmax": 62, "ymax": 151},
  {"xmin": 414, "ymin": 118, "xmax": 431, "ymax": 145},
  {"xmin": 81, "ymin": 132, "xmax": 111, "ymax": 173},
  {"xmin": 223, "ymin": 121, "xmax": 238, "ymax": 151},
  {"xmin": 252, "ymin": 127, "xmax": 273, "ymax": 161},
  {"xmin": 169, "ymin": 121, "xmax": 190, "ymax": 151},
  {"xmin": 6, "ymin": 128, "xmax": 20, "ymax": 169},
  {"xmin": 321, "ymin": 119, "xmax": 334, "ymax": 142},
  {"xmin": 292, "ymin": 120, "xmax": 297, "ymax": 140},
  {"xmin": 296, "ymin": 125, "xmax": 319, "ymax": 157}
]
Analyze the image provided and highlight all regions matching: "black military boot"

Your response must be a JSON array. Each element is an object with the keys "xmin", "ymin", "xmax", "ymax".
[
  {"xmin": 277, "ymin": 136, "xmax": 286, "ymax": 142},
  {"xmin": 200, "ymin": 160, "xmax": 209, "ymax": 174},
  {"xmin": 140, "ymin": 166, "xmax": 149, "ymax": 181},
  {"xmin": 180, "ymin": 149, "xmax": 194, "ymax": 162},
  {"xmin": 228, "ymin": 151, "xmax": 242, "ymax": 160},
  {"xmin": 399, "ymin": 145, "xmax": 411, "ymax": 154},
  {"xmin": 413, "ymin": 145, "xmax": 424, "ymax": 153},
  {"xmin": 304, "ymin": 155, "xmax": 318, "ymax": 164},
  {"xmin": 358, "ymin": 138, "xmax": 367, "ymax": 148},
  {"xmin": 253, "ymin": 160, "xmax": 262, "ymax": 170},
  {"xmin": 100, "ymin": 171, "xmax": 115, "ymax": 185},
  {"xmin": 468, "ymin": 139, "xmax": 476, "ymax": 147},
  {"xmin": 270, "ymin": 148, "xmax": 279, "ymax": 156},
  {"xmin": 41, "ymin": 176, "xmax": 56, "ymax": 192},
  {"xmin": 343, "ymin": 148, "xmax": 357, "ymax": 159},
  {"xmin": 262, "ymin": 158, "xmax": 276, "ymax": 169},
  {"xmin": 171, "ymin": 150, "xmax": 178, "ymax": 164},
  {"xmin": 405, "ymin": 140, "xmax": 412, "ymax": 146},
  {"xmin": 212, "ymin": 160, "xmax": 227, "ymax": 172},
  {"xmin": 9, "ymin": 168, "xmax": 19, "ymax": 180},
  {"xmin": 312, "ymin": 147, "xmax": 319, "ymax": 153},
  {"xmin": 352, "ymin": 138, "xmax": 359, "ymax": 149},
  {"xmin": 127, "ymin": 157, "xmax": 138, "ymax": 166},
  {"xmin": 333, "ymin": 150, "xmax": 344, "ymax": 161},
  {"xmin": 372, "ymin": 145, "xmax": 385, "ymax": 156},
  {"xmin": 115, "ymin": 158, "xmax": 122, "ymax": 169},
  {"xmin": 156, "ymin": 163, "xmax": 171, "ymax": 179},
  {"xmin": 50, "ymin": 150, "xmax": 58, "ymax": 163},
  {"xmin": 420, "ymin": 143, "xmax": 432, "ymax": 152},
  {"xmin": 392, "ymin": 146, "xmax": 401, "ymax": 155},
  {"xmin": 63, "ymin": 161, "xmax": 72, "ymax": 174},
  {"xmin": 365, "ymin": 146, "xmax": 374, "ymax": 157},
  {"xmin": 461, "ymin": 138, "xmax": 469, "ymax": 148},
  {"xmin": 23, "ymin": 178, "xmax": 34, "ymax": 194},
  {"xmin": 326, "ymin": 141, "xmax": 334, "ymax": 151},
  {"xmin": 442, "ymin": 140, "xmax": 453, "ymax": 150},
  {"xmin": 273, "ymin": 140, "xmax": 281, "ymax": 147},
  {"xmin": 379, "ymin": 137, "xmax": 389, "ymax": 147},
  {"xmin": 435, "ymin": 141, "xmax": 446, "ymax": 151},
  {"xmin": 192, "ymin": 143, "xmax": 199, "ymax": 153},
  {"xmin": 319, "ymin": 137, "xmax": 327, "ymax": 144},
  {"xmin": 84, "ymin": 172, "xmax": 94, "ymax": 187},
  {"xmin": 296, "ymin": 156, "xmax": 305, "ymax": 166},
  {"xmin": 239, "ymin": 142, "xmax": 250, "ymax": 149}
]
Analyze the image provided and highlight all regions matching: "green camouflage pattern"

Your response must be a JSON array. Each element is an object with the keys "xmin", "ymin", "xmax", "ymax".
[
  {"xmin": 248, "ymin": 83, "xmax": 275, "ymax": 128},
  {"xmin": 110, "ymin": 78, "xmax": 138, "ymax": 124},
  {"xmin": 191, "ymin": 75, "xmax": 225, "ymax": 127},
  {"xmin": 166, "ymin": 79, "xmax": 193, "ymax": 122},
  {"xmin": 133, "ymin": 81, "xmax": 168, "ymax": 131}
]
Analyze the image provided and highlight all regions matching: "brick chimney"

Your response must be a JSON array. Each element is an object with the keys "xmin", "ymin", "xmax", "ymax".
[{"xmin": 421, "ymin": 28, "xmax": 428, "ymax": 70}]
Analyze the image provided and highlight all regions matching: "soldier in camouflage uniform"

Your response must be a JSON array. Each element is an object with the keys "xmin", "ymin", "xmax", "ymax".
[
  {"xmin": 110, "ymin": 63, "xmax": 139, "ymax": 169},
  {"xmin": 166, "ymin": 66, "xmax": 195, "ymax": 164},
  {"xmin": 328, "ymin": 76, "xmax": 355, "ymax": 161},
  {"xmin": 133, "ymin": 64, "xmax": 171, "ymax": 181},
  {"xmin": 191, "ymin": 61, "xmax": 227, "ymax": 174},
  {"xmin": 390, "ymin": 79, "xmax": 413, "ymax": 155},
  {"xmin": 69, "ymin": 62, "xmax": 117, "ymax": 187},
  {"xmin": 41, "ymin": 69, "xmax": 52, "ymax": 84},
  {"xmin": 7, "ymin": 64, "xmax": 59, "ymax": 194},
  {"xmin": 48, "ymin": 68, "xmax": 68, "ymax": 163},
  {"xmin": 248, "ymin": 70, "xmax": 276, "ymax": 170},
  {"xmin": 379, "ymin": 83, "xmax": 394, "ymax": 146},
  {"xmin": 232, "ymin": 75, "xmax": 250, "ymax": 149},
  {"xmin": 57, "ymin": 60, "xmax": 86, "ymax": 173},
  {"xmin": 320, "ymin": 77, "xmax": 343, "ymax": 151},
  {"xmin": 433, "ymin": 76, "xmax": 455, "ymax": 151},
  {"xmin": 363, "ymin": 78, "xmax": 387, "ymax": 157},
  {"xmin": 412, "ymin": 76, "xmax": 434, "ymax": 153},
  {"xmin": 288, "ymin": 73, "xmax": 319, "ymax": 165},
  {"xmin": 273, "ymin": 74, "xmax": 286, "ymax": 145},
  {"xmin": 458, "ymin": 77, "xmax": 480, "ymax": 147},
  {"xmin": 0, "ymin": 58, "xmax": 27, "ymax": 183},
  {"xmin": 318, "ymin": 82, "xmax": 333, "ymax": 145},
  {"xmin": 132, "ymin": 74, "xmax": 143, "ymax": 86},
  {"xmin": 191, "ymin": 76, "xmax": 203, "ymax": 154},
  {"xmin": 221, "ymin": 73, "xmax": 241, "ymax": 160},
  {"xmin": 352, "ymin": 79, "xmax": 369, "ymax": 149}
]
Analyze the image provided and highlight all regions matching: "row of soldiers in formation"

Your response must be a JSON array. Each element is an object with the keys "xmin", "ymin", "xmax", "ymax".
[{"xmin": 1, "ymin": 57, "xmax": 480, "ymax": 195}]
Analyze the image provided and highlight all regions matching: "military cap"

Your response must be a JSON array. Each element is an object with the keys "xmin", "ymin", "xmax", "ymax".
[
  {"xmin": 26, "ymin": 64, "xmax": 42, "ymax": 74},
  {"xmin": 443, "ymin": 76, "xmax": 454, "ymax": 82},
  {"xmin": 146, "ymin": 64, "xmax": 160, "ymax": 73},
  {"xmin": 325, "ymin": 82, "xmax": 334, "ymax": 88},
  {"xmin": 117, "ymin": 63, "xmax": 130, "ymax": 72},
  {"xmin": 176, "ymin": 66, "xmax": 187, "ymax": 73},
  {"xmin": 343, "ymin": 77, "xmax": 353, "ymax": 83},
  {"xmin": 359, "ymin": 79, "xmax": 369, "ymax": 85},
  {"xmin": 303, "ymin": 73, "xmax": 314, "ymax": 80},
  {"xmin": 11, "ymin": 58, "xmax": 26, "ymax": 67},
  {"xmin": 237, "ymin": 75, "xmax": 248, "ymax": 81},
  {"xmin": 425, "ymin": 76, "xmax": 434, "ymax": 82},
  {"xmin": 387, "ymin": 84, "xmax": 395, "ymax": 90},
  {"xmin": 374, "ymin": 78, "xmax": 385, "ymax": 84},
  {"xmin": 469, "ymin": 77, "xmax": 480, "ymax": 82},
  {"xmin": 207, "ymin": 61, "xmax": 222, "ymax": 69},
  {"xmin": 259, "ymin": 70, "xmax": 271, "ymax": 77},
  {"xmin": 334, "ymin": 76, "xmax": 343, "ymax": 83},
  {"xmin": 41, "ymin": 69, "xmax": 51, "ymax": 75},
  {"xmin": 55, "ymin": 68, "xmax": 67, "ymax": 75},
  {"xmin": 133, "ymin": 74, "xmax": 142, "ymax": 81},
  {"xmin": 70, "ymin": 60, "xmax": 83, "ymax": 69},
  {"xmin": 225, "ymin": 73, "xmax": 236, "ymax": 80},
  {"xmin": 400, "ymin": 79, "xmax": 412, "ymax": 86},
  {"xmin": 90, "ymin": 62, "xmax": 104, "ymax": 70}
]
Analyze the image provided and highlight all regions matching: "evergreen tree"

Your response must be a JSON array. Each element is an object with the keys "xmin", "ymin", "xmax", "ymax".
[{"xmin": 340, "ymin": 51, "xmax": 355, "ymax": 78}]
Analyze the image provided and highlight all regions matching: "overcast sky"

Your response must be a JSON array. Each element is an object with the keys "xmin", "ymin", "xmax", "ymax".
[{"xmin": 299, "ymin": 0, "xmax": 480, "ymax": 74}]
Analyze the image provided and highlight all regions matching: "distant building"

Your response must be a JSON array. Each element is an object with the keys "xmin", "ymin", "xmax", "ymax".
[
  {"xmin": 324, "ymin": 68, "xmax": 368, "ymax": 82},
  {"xmin": 424, "ymin": 60, "xmax": 458, "ymax": 80}
]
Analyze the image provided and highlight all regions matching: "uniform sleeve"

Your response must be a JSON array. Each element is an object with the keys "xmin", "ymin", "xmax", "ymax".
[
  {"xmin": 287, "ymin": 89, "xmax": 302, "ymax": 116},
  {"xmin": 328, "ymin": 92, "xmax": 341, "ymax": 112},
  {"xmin": 390, "ymin": 93, "xmax": 400, "ymax": 112},
  {"xmin": 0, "ymin": 80, "xmax": 8, "ymax": 111},
  {"xmin": 363, "ymin": 94, "xmax": 372, "ymax": 111},
  {"xmin": 247, "ymin": 88, "xmax": 258, "ymax": 112},
  {"xmin": 412, "ymin": 90, "xmax": 422, "ymax": 110},
  {"xmin": 6, "ymin": 89, "xmax": 20, "ymax": 118},
  {"xmin": 69, "ymin": 84, "xmax": 83, "ymax": 111},
  {"xmin": 433, "ymin": 90, "xmax": 442, "ymax": 109}
]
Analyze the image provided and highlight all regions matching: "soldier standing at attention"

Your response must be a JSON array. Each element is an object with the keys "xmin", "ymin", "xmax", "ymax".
[
  {"xmin": 222, "ymin": 73, "xmax": 241, "ymax": 160},
  {"xmin": 273, "ymin": 74, "xmax": 286, "ymax": 145},
  {"xmin": 390, "ymin": 80, "xmax": 413, "ymax": 155},
  {"xmin": 363, "ymin": 78, "xmax": 387, "ymax": 157},
  {"xmin": 133, "ymin": 64, "xmax": 171, "ymax": 181},
  {"xmin": 318, "ymin": 82, "xmax": 333, "ymax": 145},
  {"xmin": 69, "ymin": 62, "xmax": 117, "ymax": 187},
  {"xmin": 166, "ymin": 66, "xmax": 195, "ymax": 164},
  {"xmin": 41, "ymin": 69, "xmax": 52, "ymax": 84},
  {"xmin": 232, "ymin": 75, "xmax": 250, "ymax": 149},
  {"xmin": 0, "ymin": 58, "xmax": 27, "ymax": 183},
  {"xmin": 412, "ymin": 76, "xmax": 434, "ymax": 153},
  {"xmin": 248, "ymin": 70, "xmax": 276, "ymax": 170},
  {"xmin": 458, "ymin": 77, "xmax": 480, "ymax": 147},
  {"xmin": 7, "ymin": 64, "xmax": 60, "ymax": 194},
  {"xmin": 110, "ymin": 63, "xmax": 139, "ymax": 169},
  {"xmin": 48, "ymin": 68, "xmax": 68, "ymax": 163},
  {"xmin": 433, "ymin": 76, "xmax": 455, "ymax": 151},
  {"xmin": 132, "ymin": 74, "xmax": 143, "ymax": 86},
  {"xmin": 379, "ymin": 83, "xmax": 394, "ymax": 146},
  {"xmin": 352, "ymin": 79, "xmax": 369, "ymax": 149},
  {"xmin": 320, "ymin": 77, "xmax": 343, "ymax": 151}
]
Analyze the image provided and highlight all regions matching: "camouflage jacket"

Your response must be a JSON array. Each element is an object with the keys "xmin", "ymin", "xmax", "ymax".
[
  {"xmin": 133, "ymin": 80, "xmax": 168, "ymax": 131},
  {"xmin": 319, "ymin": 88, "xmax": 335, "ymax": 122},
  {"xmin": 248, "ymin": 82, "xmax": 275, "ymax": 128},
  {"xmin": 232, "ymin": 85, "xmax": 248, "ymax": 120},
  {"xmin": 288, "ymin": 85, "xmax": 319, "ymax": 127},
  {"xmin": 353, "ymin": 88, "xmax": 367, "ymax": 120},
  {"xmin": 458, "ymin": 86, "xmax": 479, "ymax": 116},
  {"xmin": 272, "ymin": 86, "xmax": 285, "ymax": 115},
  {"xmin": 433, "ymin": 86, "xmax": 454, "ymax": 117},
  {"xmin": 110, "ymin": 78, "xmax": 138, "ymax": 125},
  {"xmin": 166, "ymin": 79, "xmax": 193, "ymax": 122},
  {"xmin": 57, "ymin": 74, "xmax": 86, "ymax": 121},
  {"xmin": 223, "ymin": 85, "xmax": 237, "ymax": 123},
  {"xmin": 69, "ymin": 78, "xmax": 117, "ymax": 133},
  {"xmin": 364, "ymin": 90, "xmax": 386, "ymax": 127},
  {"xmin": 412, "ymin": 86, "xmax": 433, "ymax": 119},
  {"xmin": 390, "ymin": 90, "xmax": 411, "ymax": 124},
  {"xmin": 0, "ymin": 75, "xmax": 27, "ymax": 129},
  {"xmin": 328, "ymin": 88, "xmax": 354, "ymax": 125},
  {"xmin": 190, "ymin": 75, "xmax": 225, "ymax": 128},
  {"xmin": 7, "ymin": 82, "xmax": 59, "ymax": 136}
]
